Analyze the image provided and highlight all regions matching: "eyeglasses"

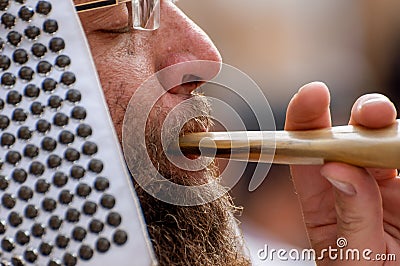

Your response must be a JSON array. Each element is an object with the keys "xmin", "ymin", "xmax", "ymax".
[{"xmin": 75, "ymin": 0, "xmax": 160, "ymax": 31}]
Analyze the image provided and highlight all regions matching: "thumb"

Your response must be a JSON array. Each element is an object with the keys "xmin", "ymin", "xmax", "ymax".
[{"xmin": 320, "ymin": 162, "xmax": 385, "ymax": 263}]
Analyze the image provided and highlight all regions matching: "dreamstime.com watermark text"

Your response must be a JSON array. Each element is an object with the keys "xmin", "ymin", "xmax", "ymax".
[{"xmin": 257, "ymin": 237, "xmax": 396, "ymax": 262}]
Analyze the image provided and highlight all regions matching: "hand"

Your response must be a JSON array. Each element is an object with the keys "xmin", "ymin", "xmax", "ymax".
[{"xmin": 285, "ymin": 82, "xmax": 400, "ymax": 265}]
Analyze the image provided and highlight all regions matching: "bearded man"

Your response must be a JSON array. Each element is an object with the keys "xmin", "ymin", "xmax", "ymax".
[{"xmin": 74, "ymin": 1, "xmax": 400, "ymax": 265}]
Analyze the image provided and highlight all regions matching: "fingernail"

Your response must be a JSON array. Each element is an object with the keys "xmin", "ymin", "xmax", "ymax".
[
  {"xmin": 325, "ymin": 177, "xmax": 356, "ymax": 196},
  {"xmin": 357, "ymin": 97, "xmax": 387, "ymax": 112}
]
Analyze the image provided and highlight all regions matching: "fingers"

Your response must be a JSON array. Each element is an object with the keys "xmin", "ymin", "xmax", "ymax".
[
  {"xmin": 321, "ymin": 162, "xmax": 386, "ymax": 264},
  {"xmin": 285, "ymin": 81, "xmax": 331, "ymax": 131},
  {"xmin": 367, "ymin": 168, "xmax": 398, "ymax": 182},
  {"xmin": 349, "ymin": 93, "xmax": 397, "ymax": 128},
  {"xmin": 285, "ymin": 82, "xmax": 332, "ymax": 201}
]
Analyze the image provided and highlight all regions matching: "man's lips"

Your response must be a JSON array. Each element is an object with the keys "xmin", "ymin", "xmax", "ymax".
[
  {"xmin": 179, "ymin": 123, "xmax": 208, "ymax": 160},
  {"xmin": 168, "ymin": 77, "xmax": 205, "ymax": 94}
]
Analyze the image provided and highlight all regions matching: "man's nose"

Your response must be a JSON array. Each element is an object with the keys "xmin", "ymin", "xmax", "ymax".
[{"xmin": 154, "ymin": 1, "xmax": 222, "ymax": 95}]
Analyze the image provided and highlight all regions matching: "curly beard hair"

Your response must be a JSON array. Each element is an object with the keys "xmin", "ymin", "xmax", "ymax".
[{"xmin": 126, "ymin": 94, "xmax": 250, "ymax": 265}]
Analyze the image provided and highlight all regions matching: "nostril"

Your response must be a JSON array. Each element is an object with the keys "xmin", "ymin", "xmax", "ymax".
[
  {"xmin": 182, "ymin": 74, "xmax": 202, "ymax": 84},
  {"xmin": 156, "ymin": 59, "xmax": 220, "ymax": 94},
  {"xmin": 181, "ymin": 74, "xmax": 204, "ymax": 93}
]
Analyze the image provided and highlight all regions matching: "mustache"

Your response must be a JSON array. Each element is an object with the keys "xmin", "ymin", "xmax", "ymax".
[
  {"xmin": 146, "ymin": 93, "xmax": 212, "ymax": 151},
  {"xmin": 141, "ymin": 94, "xmax": 215, "ymax": 184}
]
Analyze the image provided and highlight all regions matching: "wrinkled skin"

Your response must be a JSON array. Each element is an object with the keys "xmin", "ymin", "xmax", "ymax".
[
  {"xmin": 76, "ymin": 0, "xmax": 400, "ymax": 265},
  {"xmin": 77, "ymin": 1, "xmax": 249, "ymax": 265},
  {"xmin": 286, "ymin": 82, "xmax": 399, "ymax": 265}
]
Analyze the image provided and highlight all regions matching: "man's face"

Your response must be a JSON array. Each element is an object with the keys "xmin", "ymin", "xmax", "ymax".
[
  {"xmin": 76, "ymin": 0, "xmax": 221, "ymax": 138},
  {"xmin": 75, "ymin": 1, "xmax": 249, "ymax": 265}
]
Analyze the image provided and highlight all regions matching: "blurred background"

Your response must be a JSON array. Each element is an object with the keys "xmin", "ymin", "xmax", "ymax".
[{"xmin": 177, "ymin": 1, "xmax": 400, "ymax": 265}]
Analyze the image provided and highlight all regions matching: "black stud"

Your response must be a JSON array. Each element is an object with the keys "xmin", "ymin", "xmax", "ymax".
[
  {"xmin": 1, "ymin": 13, "xmax": 16, "ymax": 29},
  {"xmin": 1, "ymin": 237, "xmax": 15, "ymax": 252},
  {"xmin": 18, "ymin": 6, "xmax": 34, "ymax": 21},
  {"xmin": 49, "ymin": 37, "xmax": 65, "ymax": 53},
  {"xmin": 1, "ymin": 132, "xmax": 16, "ymax": 146},
  {"xmin": 6, "ymin": 90, "xmax": 22, "ymax": 105},
  {"xmin": 36, "ymin": 119, "xmax": 51, "ymax": 133},
  {"xmin": 17, "ymin": 185, "xmax": 33, "ymax": 201},
  {"xmin": 59, "ymin": 190, "xmax": 73, "ymax": 205},
  {"xmin": 7, "ymin": 30, "xmax": 22, "ymax": 46},
  {"xmin": 31, "ymin": 43, "xmax": 47, "ymax": 58},
  {"xmin": 71, "ymin": 106, "xmax": 87, "ymax": 120},
  {"xmin": 39, "ymin": 242, "xmax": 53, "ymax": 256},
  {"xmin": 70, "ymin": 165, "xmax": 85, "ymax": 180},
  {"xmin": 77, "ymin": 124, "xmax": 92, "ymax": 139},
  {"xmin": 107, "ymin": 212, "xmax": 122, "ymax": 227},
  {"xmin": 100, "ymin": 194, "xmax": 115, "ymax": 209},
  {"xmin": 113, "ymin": 230, "xmax": 128, "ymax": 245},
  {"xmin": 36, "ymin": 60, "xmax": 52, "ymax": 75},
  {"xmin": 18, "ymin": 66, "xmax": 34, "ymax": 81},
  {"xmin": 0, "ymin": 55, "xmax": 11, "ymax": 71},
  {"xmin": 82, "ymin": 141, "xmax": 98, "ymax": 156},
  {"xmin": 60, "ymin": 71, "xmax": 76, "ymax": 86},
  {"xmin": 76, "ymin": 183, "xmax": 91, "ymax": 198},
  {"xmin": 13, "ymin": 48, "xmax": 29, "ymax": 64},
  {"xmin": 15, "ymin": 230, "xmax": 30, "ymax": 245},
  {"xmin": 65, "ymin": 208, "xmax": 80, "ymax": 223},
  {"xmin": 29, "ymin": 161, "xmax": 45, "ymax": 176},
  {"xmin": 42, "ymin": 197, "xmax": 57, "ymax": 212},
  {"xmin": 55, "ymin": 235, "xmax": 69, "ymax": 249},
  {"xmin": 36, "ymin": 0, "xmax": 51, "ymax": 15},
  {"xmin": 0, "ymin": 175, "xmax": 9, "ymax": 190},
  {"xmin": 41, "ymin": 78, "xmax": 57, "ymax": 92},
  {"xmin": 6, "ymin": 150, "xmax": 21, "ymax": 165},
  {"xmin": 53, "ymin": 171, "xmax": 67, "ymax": 187},
  {"xmin": 48, "ymin": 215, "xmax": 62, "ymax": 230},
  {"xmin": 41, "ymin": 136, "xmax": 57, "ymax": 151},
  {"xmin": 55, "ymin": 54, "xmax": 70, "ymax": 69},
  {"xmin": 0, "ymin": 220, "xmax": 7, "ymax": 234},
  {"xmin": 0, "ymin": 0, "xmax": 9, "ymax": 11},
  {"xmin": 24, "ymin": 84, "xmax": 40, "ymax": 98},
  {"xmin": 24, "ymin": 25, "xmax": 41, "ymax": 40},
  {"xmin": 31, "ymin": 223, "xmax": 46, "ymax": 238},
  {"xmin": 96, "ymin": 237, "xmax": 111, "ymax": 253},
  {"xmin": 94, "ymin": 177, "xmax": 110, "ymax": 191},
  {"xmin": 79, "ymin": 244, "xmax": 93, "ymax": 260},
  {"xmin": 17, "ymin": 126, "xmax": 32, "ymax": 140},
  {"xmin": 89, "ymin": 219, "xmax": 104, "ymax": 234},
  {"xmin": 0, "ymin": 115, "xmax": 10, "ymax": 130},
  {"xmin": 64, "ymin": 148, "xmax": 80, "ymax": 162},
  {"xmin": 35, "ymin": 179, "xmax": 50, "ymax": 194},
  {"xmin": 58, "ymin": 130, "xmax": 74, "ymax": 144},
  {"xmin": 24, "ymin": 248, "xmax": 38, "ymax": 263},
  {"xmin": 66, "ymin": 89, "xmax": 82, "ymax": 104},
  {"xmin": 47, "ymin": 154, "xmax": 62, "ymax": 168},
  {"xmin": 12, "ymin": 108, "xmax": 28, "ymax": 122},
  {"xmin": 2, "ymin": 193, "xmax": 16, "ymax": 209},
  {"xmin": 12, "ymin": 168, "xmax": 28, "ymax": 182},
  {"xmin": 48, "ymin": 259, "xmax": 62, "ymax": 266},
  {"xmin": 43, "ymin": 19, "xmax": 58, "ymax": 34},
  {"xmin": 8, "ymin": 211, "xmax": 23, "ymax": 227},
  {"xmin": 63, "ymin": 252, "xmax": 77, "ymax": 266},
  {"xmin": 48, "ymin": 95, "xmax": 62, "ymax": 109},
  {"xmin": 72, "ymin": 226, "xmax": 86, "ymax": 242},
  {"xmin": 24, "ymin": 204, "xmax": 39, "ymax": 219},
  {"xmin": 82, "ymin": 201, "xmax": 97, "ymax": 216},
  {"xmin": 2, "ymin": 72, "xmax": 16, "ymax": 87},
  {"xmin": 53, "ymin": 112, "xmax": 68, "ymax": 127}
]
